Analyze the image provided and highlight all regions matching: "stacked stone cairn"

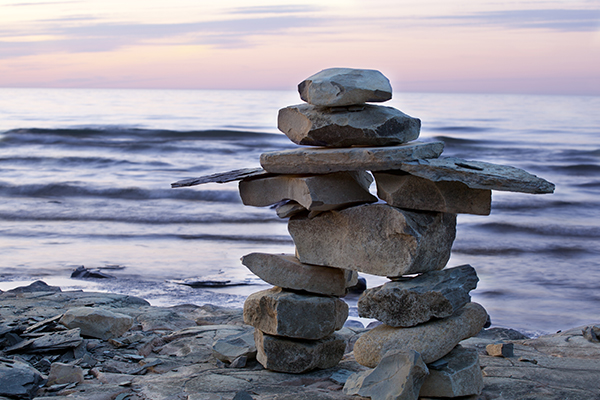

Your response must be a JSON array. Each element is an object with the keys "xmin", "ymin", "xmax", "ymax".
[{"xmin": 172, "ymin": 68, "xmax": 554, "ymax": 398}]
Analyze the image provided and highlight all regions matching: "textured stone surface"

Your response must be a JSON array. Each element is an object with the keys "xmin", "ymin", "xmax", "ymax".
[
  {"xmin": 357, "ymin": 264, "xmax": 479, "ymax": 327},
  {"xmin": 243, "ymin": 287, "xmax": 348, "ymax": 340},
  {"xmin": 374, "ymin": 172, "xmax": 492, "ymax": 215},
  {"xmin": 298, "ymin": 67, "xmax": 392, "ymax": 107},
  {"xmin": 486, "ymin": 342, "xmax": 515, "ymax": 357},
  {"xmin": 275, "ymin": 201, "xmax": 307, "ymax": 218},
  {"xmin": 288, "ymin": 204, "xmax": 456, "ymax": 277},
  {"xmin": 171, "ymin": 167, "xmax": 270, "ymax": 188},
  {"xmin": 241, "ymin": 253, "xmax": 358, "ymax": 297},
  {"xmin": 260, "ymin": 141, "xmax": 444, "ymax": 175},
  {"xmin": 238, "ymin": 171, "xmax": 376, "ymax": 211},
  {"xmin": 354, "ymin": 302, "xmax": 488, "ymax": 367},
  {"xmin": 59, "ymin": 307, "xmax": 133, "ymax": 340},
  {"xmin": 254, "ymin": 330, "xmax": 346, "ymax": 373},
  {"xmin": 387, "ymin": 157, "xmax": 555, "ymax": 194},
  {"xmin": 420, "ymin": 345, "xmax": 484, "ymax": 398},
  {"xmin": 278, "ymin": 104, "xmax": 420, "ymax": 147},
  {"xmin": 0, "ymin": 359, "xmax": 46, "ymax": 399},
  {"xmin": 343, "ymin": 349, "xmax": 429, "ymax": 400},
  {"xmin": 47, "ymin": 362, "xmax": 85, "ymax": 385},
  {"xmin": 211, "ymin": 329, "xmax": 257, "ymax": 363}
]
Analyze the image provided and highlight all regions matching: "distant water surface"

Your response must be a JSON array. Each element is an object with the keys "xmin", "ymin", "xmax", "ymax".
[{"xmin": 0, "ymin": 88, "xmax": 598, "ymax": 336}]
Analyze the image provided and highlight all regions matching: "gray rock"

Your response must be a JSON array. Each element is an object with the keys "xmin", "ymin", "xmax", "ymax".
[
  {"xmin": 46, "ymin": 362, "xmax": 84, "ymax": 386},
  {"xmin": 211, "ymin": 329, "xmax": 257, "ymax": 363},
  {"xmin": 388, "ymin": 157, "xmax": 555, "ymax": 194},
  {"xmin": 354, "ymin": 302, "xmax": 488, "ymax": 367},
  {"xmin": 298, "ymin": 68, "xmax": 392, "ymax": 107},
  {"xmin": 241, "ymin": 253, "xmax": 357, "ymax": 297},
  {"xmin": 288, "ymin": 204, "xmax": 456, "ymax": 277},
  {"xmin": 0, "ymin": 359, "xmax": 46, "ymax": 399},
  {"xmin": 486, "ymin": 342, "xmax": 515, "ymax": 357},
  {"xmin": 278, "ymin": 104, "xmax": 420, "ymax": 147},
  {"xmin": 171, "ymin": 167, "xmax": 270, "ymax": 188},
  {"xmin": 238, "ymin": 171, "xmax": 376, "ymax": 211},
  {"xmin": 254, "ymin": 330, "xmax": 346, "ymax": 373},
  {"xmin": 275, "ymin": 201, "xmax": 307, "ymax": 218},
  {"xmin": 357, "ymin": 265, "xmax": 479, "ymax": 327},
  {"xmin": 582, "ymin": 325, "xmax": 600, "ymax": 343},
  {"xmin": 60, "ymin": 307, "xmax": 133, "ymax": 340},
  {"xmin": 243, "ymin": 287, "xmax": 348, "ymax": 340},
  {"xmin": 5, "ymin": 329, "xmax": 82, "ymax": 353},
  {"xmin": 420, "ymin": 345, "xmax": 484, "ymax": 398},
  {"xmin": 260, "ymin": 141, "xmax": 444, "ymax": 175},
  {"xmin": 374, "ymin": 172, "xmax": 492, "ymax": 215},
  {"xmin": 6, "ymin": 280, "xmax": 61, "ymax": 293},
  {"xmin": 343, "ymin": 349, "xmax": 429, "ymax": 400}
]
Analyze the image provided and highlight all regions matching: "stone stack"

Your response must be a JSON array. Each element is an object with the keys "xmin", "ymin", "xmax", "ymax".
[{"xmin": 171, "ymin": 68, "xmax": 555, "ymax": 393}]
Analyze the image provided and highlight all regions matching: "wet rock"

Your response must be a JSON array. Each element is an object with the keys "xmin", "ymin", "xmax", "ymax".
[
  {"xmin": 60, "ymin": 308, "xmax": 133, "ymax": 340},
  {"xmin": 277, "ymin": 104, "xmax": 420, "ymax": 147},
  {"xmin": 0, "ymin": 359, "xmax": 46, "ymax": 399},
  {"xmin": 254, "ymin": 330, "xmax": 346, "ymax": 373},
  {"xmin": 289, "ymin": 204, "xmax": 456, "ymax": 277},
  {"xmin": 212, "ymin": 329, "xmax": 257, "ymax": 363},
  {"xmin": 46, "ymin": 362, "xmax": 84, "ymax": 385},
  {"xmin": 357, "ymin": 264, "xmax": 478, "ymax": 327},
  {"xmin": 239, "ymin": 171, "xmax": 376, "ymax": 211},
  {"xmin": 70, "ymin": 266, "xmax": 115, "ymax": 279},
  {"xmin": 420, "ymin": 345, "xmax": 484, "ymax": 398},
  {"xmin": 354, "ymin": 302, "xmax": 488, "ymax": 367},
  {"xmin": 243, "ymin": 287, "xmax": 348, "ymax": 340},
  {"xmin": 343, "ymin": 349, "xmax": 428, "ymax": 400},
  {"xmin": 298, "ymin": 68, "xmax": 392, "ymax": 107},
  {"xmin": 374, "ymin": 172, "xmax": 492, "ymax": 215},
  {"xmin": 260, "ymin": 141, "xmax": 444, "ymax": 175},
  {"xmin": 486, "ymin": 342, "xmax": 515, "ymax": 357},
  {"xmin": 6, "ymin": 280, "xmax": 61, "ymax": 293},
  {"xmin": 241, "ymin": 253, "xmax": 358, "ymax": 297}
]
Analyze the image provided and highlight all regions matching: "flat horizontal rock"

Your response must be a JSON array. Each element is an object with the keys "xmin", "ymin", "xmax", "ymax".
[
  {"xmin": 358, "ymin": 264, "xmax": 479, "ymax": 327},
  {"xmin": 241, "ymin": 253, "xmax": 358, "ymax": 297},
  {"xmin": 278, "ymin": 103, "xmax": 420, "ymax": 147},
  {"xmin": 298, "ymin": 67, "xmax": 392, "ymax": 107},
  {"xmin": 420, "ymin": 345, "xmax": 484, "ymax": 398},
  {"xmin": 254, "ymin": 330, "xmax": 346, "ymax": 373},
  {"xmin": 171, "ymin": 167, "xmax": 270, "ymax": 188},
  {"xmin": 288, "ymin": 204, "xmax": 456, "ymax": 277},
  {"xmin": 243, "ymin": 287, "xmax": 348, "ymax": 340},
  {"xmin": 238, "ymin": 171, "xmax": 376, "ymax": 211},
  {"xmin": 374, "ymin": 172, "xmax": 492, "ymax": 215},
  {"xmin": 386, "ymin": 157, "xmax": 555, "ymax": 194},
  {"xmin": 354, "ymin": 302, "xmax": 488, "ymax": 367},
  {"xmin": 260, "ymin": 141, "xmax": 444, "ymax": 175},
  {"xmin": 60, "ymin": 307, "xmax": 134, "ymax": 340}
]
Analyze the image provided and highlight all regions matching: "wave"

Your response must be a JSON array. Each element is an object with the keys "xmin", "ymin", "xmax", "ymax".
[
  {"xmin": 452, "ymin": 244, "xmax": 594, "ymax": 256},
  {"xmin": 0, "ymin": 156, "xmax": 170, "ymax": 168},
  {"xmin": 471, "ymin": 222, "xmax": 600, "ymax": 238},
  {"xmin": 428, "ymin": 126, "xmax": 493, "ymax": 133}
]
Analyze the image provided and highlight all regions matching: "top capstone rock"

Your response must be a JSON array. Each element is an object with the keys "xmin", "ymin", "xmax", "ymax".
[{"xmin": 298, "ymin": 68, "xmax": 392, "ymax": 107}]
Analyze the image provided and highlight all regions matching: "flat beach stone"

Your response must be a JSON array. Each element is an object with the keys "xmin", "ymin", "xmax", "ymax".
[
  {"xmin": 374, "ymin": 172, "xmax": 492, "ymax": 215},
  {"xmin": 60, "ymin": 307, "xmax": 133, "ymax": 340},
  {"xmin": 388, "ymin": 157, "xmax": 555, "ymax": 194},
  {"xmin": 243, "ymin": 287, "xmax": 348, "ymax": 340},
  {"xmin": 343, "ymin": 349, "xmax": 428, "ymax": 400},
  {"xmin": 254, "ymin": 330, "xmax": 346, "ymax": 373},
  {"xmin": 238, "ymin": 171, "xmax": 376, "ymax": 211},
  {"xmin": 278, "ymin": 104, "xmax": 420, "ymax": 147},
  {"xmin": 288, "ymin": 204, "xmax": 456, "ymax": 277},
  {"xmin": 275, "ymin": 201, "xmax": 307, "ymax": 218},
  {"xmin": 298, "ymin": 67, "xmax": 392, "ymax": 107},
  {"xmin": 241, "ymin": 253, "xmax": 358, "ymax": 297},
  {"xmin": 0, "ymin": 359, "xmax": 46, "ymax": 399},
  {"xmin": 47, "ymin": 362, "xmax": 84, "ymax": 385},
  {"xmin": 358, "ymin": 264, "xmax": 479, "ymax": 327},
  {"xmin": 260, "ymin": 141, "xmax": 444, "ymax": 175},
  {"xmin": 171, "ymin": 167, "xmax": 270, "ymax": 188},
  {"xmin": 354, "ymin": 302, "xmax": 488, "ymax": 367},
  {"xmin": 420, "ymin": 345, "xmax": 484, "ymax": 398},
  {"xmin": 212, "ymin": 329, "xmax": 257, "ymax": 363}
]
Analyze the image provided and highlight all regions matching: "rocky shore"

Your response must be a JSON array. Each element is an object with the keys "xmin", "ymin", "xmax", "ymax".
[{"xmin": 1, "ymin": 281, "xmax": 598, "ymax": 400}]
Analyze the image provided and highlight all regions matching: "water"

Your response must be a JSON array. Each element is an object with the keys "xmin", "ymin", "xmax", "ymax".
[{"xmin": 0, "ymin": 88, "xmax": 598, "ymax": 336}]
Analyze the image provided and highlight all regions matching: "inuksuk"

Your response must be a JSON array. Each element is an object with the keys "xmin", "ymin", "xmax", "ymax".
[{"xmin": 171, "ymin": 68, "xmax": 554, "ymax": 398}]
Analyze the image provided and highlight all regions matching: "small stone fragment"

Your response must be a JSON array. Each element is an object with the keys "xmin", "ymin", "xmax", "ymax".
[
  {"xmin": 343, "ymin": 349, "xmax": 429, "ymax": 400},
  {"xmin": 243, "ymin": 287, "xmax": 348, "ymax": 340},
  {"xmin": 582, "ymin": 325, "xmax": 600, "ymax": 343},
  {"xmin": 354, "ymin": 302, "xmax": 488, "ymax": 367},
  {"xmin": 60, "ymin": 307, "xmax": 133, "ymax": 340},
  {"xmin": 420, "ymin": 345, "xmax": 484, "ymax": 398},
  {"xmin": 241, "ymin": 253, "xmax": 358, "ymax": 297},
  {"xmin": 358, "ymin": 264, "xmax": 479, "ymax": 327},
  {"xmin": 298, "ymin": 68, "xmax": 392, "ymax": 107},
  {"xmin": 374, "ymin": 172, "xmax": 492, "ymax": 215},
  {"xmin": 46, "ymin": 362, "xmax": 84, "ymax": 386},
  {"xmin": 239, "ymin": 171, "xmax": 376, "ymax": 211},
  {"xmin": 275, "ymin": 201, "xmax": 307, "ymax": 218},
  {"xmin": 278, "ymin": 104, "xmax": 420, "ymax": 147},
  {"xmin": 261, "ymin": 141, "xmax": 444, "ymax": 175},
  {"xmin": 289, "ymin": 204, "xmax": 456, "ymax": 277},
  {"xmin": 486, "ymin": 342, "xmax": 515, "ymax": 357},
  {"xmin": 254, "ymin": 330, "xmax": 346, "ymax": 373},
  {"xmin": 211, "ymin": 329, "xmax": 256, "ymax": 363}
]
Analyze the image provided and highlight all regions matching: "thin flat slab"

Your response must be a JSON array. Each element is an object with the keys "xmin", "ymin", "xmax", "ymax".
[
  {"xmin": 260, "ymin": 141, "xmax": 444, "ymax": 175},
  {"xmin": 171, "ymin": 167, "xmax": 269, "ymax": 188},
  {"xmin": 389, "ymin": 157, "xmax": 555, "ymax": 194}
]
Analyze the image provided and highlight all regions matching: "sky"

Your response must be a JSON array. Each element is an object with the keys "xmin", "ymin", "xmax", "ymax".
[{"xmin": 0, "ymin": 0, "xmax": 599, "ymax": 95}]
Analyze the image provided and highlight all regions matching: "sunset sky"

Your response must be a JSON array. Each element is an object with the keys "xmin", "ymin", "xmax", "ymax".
[{"xmin": 1, "ymin": 0, "xmax": 599, "ymax": 95}]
